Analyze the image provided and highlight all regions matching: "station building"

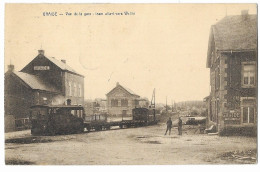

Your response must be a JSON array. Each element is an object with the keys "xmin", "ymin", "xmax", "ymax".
[
  {"xmin": 205, "ymin": 10, "xmax": 257, "ymax": 135},
  {"xmin": 106, "ymin": 82, "xmax": 148, "ymax": 116},
  {"xmin": 5, "ymin": 50, "xmax": 84, "ymax": 131}
]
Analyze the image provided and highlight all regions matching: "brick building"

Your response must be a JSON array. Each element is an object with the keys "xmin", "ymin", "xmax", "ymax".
[
  {"xmin": 106, "ymin": 82, "xmax": 142, "ymax": 116},
  {"xmin": 205, "ymin": 11, "xmax": 257, "ymax": 134},
  {"xmin": 5, "ymin": 50, "xmax": 84, "ymax": 131}
]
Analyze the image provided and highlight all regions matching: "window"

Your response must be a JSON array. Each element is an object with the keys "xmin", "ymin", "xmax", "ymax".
[
  {"xmin": 242, "ymin": 63, "xmax": 256, "ymax": 87},
  {"xmin": 133, "ymin": 100, "xmax": 139, "ymax": 106},
  {"xmin": 241, "ymin": 98, "xmax": 256, "ymax": 124},
  {"xmin": 243, "ymin": 107, "xmax": 254, "ymax": 123},
  {"xmin": 111, "ymin": 99, "xmax": 118, "ymax": 107},
  {"xmin": 68, "ymin": 82, "xmax": 72, "ymax": 96},
  {"xmin": 114, "ymin": 99, "xmax": 118, "ymax": 107},
  {"xmin": 78, "ymin": 85, "xmax": 81, "ymax": 97},
  {"xmin": 121, "ymin": 99, "xmax": 128, "ymax": 107},
  {"xmin": 79, "ymin": 110, "xmax": 82, "ymax": 118},
  {"xmin": 74, "ymin": 83, "xmax": 77, "ymax": 97},
  {"xmin": 215, "ymin": 67, "xmax": 220, "ymax": 90}
]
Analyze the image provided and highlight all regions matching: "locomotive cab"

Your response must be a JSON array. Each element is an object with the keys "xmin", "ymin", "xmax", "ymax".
[{"xmin": 132, "ymin": 107, "xmax": 156, "ymax": 122}]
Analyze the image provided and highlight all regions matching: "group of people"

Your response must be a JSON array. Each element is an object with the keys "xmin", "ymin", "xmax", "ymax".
[{"xmin": 164, "ymin": 117, "xmax": 182, "ymax": 136}]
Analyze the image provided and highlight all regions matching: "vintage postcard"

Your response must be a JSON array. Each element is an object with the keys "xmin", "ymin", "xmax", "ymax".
[{"xmin": 3, "ymin": 3, "xmax": 258, "ymax": 165}]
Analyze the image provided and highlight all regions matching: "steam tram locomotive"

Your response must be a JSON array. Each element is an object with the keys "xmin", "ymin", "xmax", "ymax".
[{"xmin": 30, "ymin": 105, "xmax": 85, "ymax": 135}]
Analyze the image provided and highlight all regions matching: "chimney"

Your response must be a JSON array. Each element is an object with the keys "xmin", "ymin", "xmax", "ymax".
[
  {"xmin": 38, "ymin": 49, "xmax": 45, "ymax": 55},
  {"xmin": 241, "ymin": 10, "xmax": 249, "ymax": 20},
  {"xmin": 116, "ymin": 82, "xmax": 119, "ymax": 86},
  {"xmin": 61, "ymin": 59, "xmax": 66, "ymax": 63},
  {"xmin": 8, "ymin": 64, "xmax": 14, "ymax": 72}
]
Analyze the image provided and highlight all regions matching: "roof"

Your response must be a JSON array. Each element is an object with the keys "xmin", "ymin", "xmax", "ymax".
[
  {"xmin": 107, "ymin": 83, "xmax": 140, "ymax": 97},
  {"xmin": 203, "ymin": 95, "xmax": 211, "ymax": 102},
  {"xmin": 12, "ymin": 71, "xmax": 60, "ymax": 93},
  {"xmin": 21, "ymin": 53, "xmax": 84, "ymax": 77},
  {"xmin": 122, "ymin": 86, "xmax": 138, "ymax": 96},
  {"xmin": 45, "ymin": 56, "xmax": 83, "ymax": 76},
  {"xmin": 207, "ymin": 14, "xmax": 257, "ymax": 67}
]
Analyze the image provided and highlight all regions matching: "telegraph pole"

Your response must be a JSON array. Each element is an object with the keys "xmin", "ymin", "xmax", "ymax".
[
  {"xmin": 166, "ymin": 96, "xmax": 168, "ymax": 116},
  {"xmin": 172, "ymin": 100, "xmax": 173, "ymax": 112},
  {"xmin": 150, "ymin": 88, "xmax": 156, "ymax": 121}
]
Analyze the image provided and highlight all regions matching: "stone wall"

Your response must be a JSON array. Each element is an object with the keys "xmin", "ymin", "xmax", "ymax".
[{"xmin": 208, "ymin": 51, "xmax": 257, "ymax": 133}]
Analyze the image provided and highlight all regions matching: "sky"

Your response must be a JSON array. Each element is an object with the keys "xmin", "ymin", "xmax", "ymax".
[{"xmin": 4, "ymin": 3, "xmax": 257, "ymax": 103}]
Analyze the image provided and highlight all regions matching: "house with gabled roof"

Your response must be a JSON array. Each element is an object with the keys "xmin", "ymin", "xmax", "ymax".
[
  {"xmin": 106, "ymin": 82, "xmax": 142, "ymax": 116},
  {"xmin": 5, "ymin": 50, "xmax": 84, "ymax": 131},
  {"xmin": 205, "ymin": 10, "xmax": 257, "ymax": 135}
]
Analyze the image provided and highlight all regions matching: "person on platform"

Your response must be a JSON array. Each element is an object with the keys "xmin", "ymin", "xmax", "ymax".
[
  {"xmin": 178, "ymin": 117, "xmax": 182, "ymax": 135},
  {"xmin": 165, "ymin": 117, "xmax": 172, "ymax": 135}
]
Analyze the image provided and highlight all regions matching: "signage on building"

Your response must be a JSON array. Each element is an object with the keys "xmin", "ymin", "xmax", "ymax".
[
  {"xmin": 223, "ymin": 110, "xmax": 240, "ymax": 118},
  {"xmin": 34, "ymin": 66, "xmax": 50, "ymax": 70},
  {"xmin": 223, "ymin": 109, "xmax": 241, "ymax": 125}
]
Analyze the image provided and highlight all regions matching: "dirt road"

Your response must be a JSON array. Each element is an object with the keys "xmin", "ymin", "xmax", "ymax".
[{"xmin": 5, "ymin": 124, "xmax": 257, "ymax": 165}]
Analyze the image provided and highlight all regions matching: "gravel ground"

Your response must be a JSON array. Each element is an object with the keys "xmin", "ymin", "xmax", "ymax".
[{"xmin": 5, "ymin": 124, "xmax": 257, "ymax": 165}]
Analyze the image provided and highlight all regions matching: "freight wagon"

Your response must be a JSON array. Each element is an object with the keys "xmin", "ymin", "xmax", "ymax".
[
  {"xmin": 84, "ymin": 107, "xmax": 159, "ymax": 131},
  {"xmin": 30, "ymin": 105, "xmax": 159, "ymax": 135}
]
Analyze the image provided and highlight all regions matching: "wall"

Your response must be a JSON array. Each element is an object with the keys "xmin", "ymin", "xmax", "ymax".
[
  {"xmin": 5, "ymin": 73, "xmax": 35, "ymax": 119},
  {"xmin": 208, "ymin": 51, "xmax": 257, "ymax": 132},
  {"xmin": 209, "ymin": 52, "xmax": 222, "ymax": 129},
  {"xmin": 64, "ymin": 72, "xmax": 84, "ymax": 105},
  {"xmin": 107, "ymin": 88, "xmax": 139, "ymax": 116},
  {"xmin": 224, "ymin": 51, "xmax": 257, "ymax": 128},
  {"xmin": 5, "ymin": 72, "xmax": 64, "ymax": 117},
  {"xmin": 5, "ymin": 115, "xmax": 15, "ymax": 132}
]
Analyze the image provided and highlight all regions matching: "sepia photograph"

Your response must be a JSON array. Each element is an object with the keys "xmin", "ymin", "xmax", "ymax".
[{"xmin": 2, "ymin": 2, "xmax": 258, "ymax": 165}]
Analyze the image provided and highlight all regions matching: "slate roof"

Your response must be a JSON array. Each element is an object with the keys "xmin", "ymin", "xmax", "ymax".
[
  {"xmin": 107, "ymin": 83, "xmax": 140, "ymax": 97},
  {"xmin": 45, "ymin": 56, "xmax": 80, "ymax": 75},
  {"xmin": 12, "ymin": 71, "xmax": 60, "ymax": 93},
  {"xmin": 211, "ymin": 14, "xmax": 257, "ymax": 51},
  {"xmin": 123, "ymin": 86, "xmax": 138, "ymax": 96},
  {"xmin": 21, "ymin": 53, "xmax": 84, "ymax": 77},
  {"xmin": 207, "ymin": 14, "xmax": 257, "ymax": 67}
]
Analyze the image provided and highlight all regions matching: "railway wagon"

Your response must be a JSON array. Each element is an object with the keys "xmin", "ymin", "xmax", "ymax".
[
  {"xmin": 30, "ymin": 105, "xmax": 85, "ymax": 135},
  {"xmin": 84, "ymin": 107, "xmax": 158, "ymax": 131}
]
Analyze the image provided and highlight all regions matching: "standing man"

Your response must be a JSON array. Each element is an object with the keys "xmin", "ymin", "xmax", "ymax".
[
  {"xmin": 178, "ymin": 117, "xmax": 182, "ymax": 135},
  {"xmin": 165, "ymin": 117, "xmax": 172, "ymax": 135}
]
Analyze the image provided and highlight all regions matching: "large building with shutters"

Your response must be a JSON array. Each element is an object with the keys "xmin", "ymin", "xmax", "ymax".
[
  {"xmin": 205, "ymin": 10, "xmax": 257, "ymax": 135},
  {"xmin": 4, "ymin": 50, "xmax": 84, "ymax": 131}
]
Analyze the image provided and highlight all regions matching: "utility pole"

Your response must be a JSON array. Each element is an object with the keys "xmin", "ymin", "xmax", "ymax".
[
  {"xmin": 166, "ymin": 96, "xmax": 168, "ymax": 116},
  {"xmin": 172, "ymin": 100, "xmax": 173, "ymax": 112},
  {"xmin": 151, "ymin": 88, "xmax": 156, "ymax": 121}
]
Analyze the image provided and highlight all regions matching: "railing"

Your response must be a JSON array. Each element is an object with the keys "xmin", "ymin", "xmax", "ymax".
[{"xmin": 85, "ymin": 114, "xmax": 107, "ymax": 122}]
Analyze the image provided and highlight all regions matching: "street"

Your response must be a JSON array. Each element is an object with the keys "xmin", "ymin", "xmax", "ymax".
[{"xmin": 5, "ymin": 124, "xmax": 257, "ymax": 165}]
